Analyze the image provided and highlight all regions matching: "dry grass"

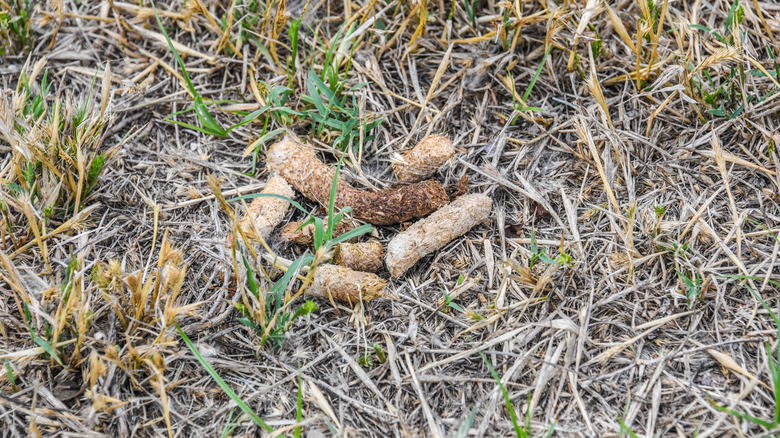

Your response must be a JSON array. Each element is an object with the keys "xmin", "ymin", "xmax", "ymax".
[{"xmin": 1, "ymin": 0, "xmax": 779, "ymax": 436}]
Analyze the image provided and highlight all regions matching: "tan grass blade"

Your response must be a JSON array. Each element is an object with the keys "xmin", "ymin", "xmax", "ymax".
[
  {"xmin": 605, "ymin": 3, "xmax": 636, "ymax": 51},
  {"xmin": 589, "ymin": 311, "xmax": 694, "ymax": 364},
  {"xmin": 575, "ymin": 118, "xmax": 621, "ymax": 215},
  {"xmin": 129, "ymin": 23, "xmax": 216, "ymax": 63},
  {"xmin": 707, "ymin": 349, "xmax": 770, "ymax": 390}
]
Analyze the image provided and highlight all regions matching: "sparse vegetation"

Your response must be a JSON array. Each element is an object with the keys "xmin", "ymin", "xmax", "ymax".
[
  {"xmin": 0, "ymin": 0, "xmax": 34, "ymax": 55},
  {"xmin": 1, "ymin": 0, "xmax": 779, "ymax": 436}
]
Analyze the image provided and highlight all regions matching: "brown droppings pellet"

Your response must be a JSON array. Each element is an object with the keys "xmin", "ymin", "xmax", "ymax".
[
  {"xmin": 238, "ymin": 174, "xmax": 294, "ymax": 241},
  {"xmin": 307, "ymin": 264, "xmax": 390, "ymax": 302},
  {"xmin": 266, "ymin": 136, "xmax": 451, "ymax": 225},
  {"xmin": 333, "ymin": 241, "xmax": 383, "ymax": 273},
  {"xmin": 385, "ymin": 193, "xmax": 492, "ymax": 278},
  {"xmin": 278, "ymin": 218, "xmax": 357, "ymax": 246},
  {"xmin": 392, "ymin": 134, "xmax": 455, "ymax": 183}
]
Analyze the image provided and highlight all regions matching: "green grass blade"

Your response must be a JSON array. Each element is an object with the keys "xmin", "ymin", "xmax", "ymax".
[
  {"xmin": 219, "ymin": 409, "xmax": 238, "ymax": 438},
  {"xmin": 295, "ymin": 372, "xmax": 303, "ymax": 438},
  {"xmin": 314, "ymin": 217, "xmax": 325, "ymax": 250},
  {"xmin": 617, "ymin": 418, "xmax": 640, "ymax": 438},
  {"xmin": 176, "ymin": 324, "xmax": 274, "ymax": 432},
  {"xmin": 289, "ymin": 19, "xmax": 301, "ymax": 77},
  {"xmin": 150, "ymin": 0, "xmax": 196, "ymax": 94},
  {"xmin": 768, "ymin": 342, "xmax": 780, "ymax": 425},
  {"xmin": 269, "ymin": 254, "xmax": 314, "ymax": 312},
  {"xmin": 164, "ymin": 119, "xmax": 223, "ymax": 137},
  {"xmin": 543, "ymin": 420, "xmax": 558, "ymax": 438},
  {"xmin": 326, "ymin": 157, "xmax": 344, "ymax": 242},
  {"xmin": 311, "ymin": 71, "xmax": 337, "ymax": 104},
  {"xmin": 194, "ymin": 98, "xmax": 228, "ymax": 137},
  {"xmin": 241, "ymin": 251, "xmax": 260, "ymax": 298},
  {"xmin": 773, "ymin": 320, "xmax": 780, "ymax": 425},
  {"xmin": 687, "ymin": 24, "xmax": 727, "ymax": 44},
  {"xmin": 321, "ymin": 24, "xmax": 346, "ymax": 82},
  {"xmin": 709, "ymin": 399, "xmax": 775, "ymax": 429},
  {"xmin": 5, "ymin": 360, "xmax": 16, "ymax": 391},
  {"xmin": 326, "ymin": 224, "xmax": 373, "ymax": 248},
  {"xmin": 480, "ymin": 352, "xmax": 524, "ymax": 438},
  {"xmin": 453, "ymin": 404, "xmax": 479, "ymax": 438},
  {"xmin": 33, "ymin": 336, "xmax": 63, "ymax": 366},
  {"xmin": 523, "ymin": 45, "xmax": 551, "ymax": 102},
  {"xmin": 307, "ymin": 70, "xmax": 329, "ymax": 117},
  {"xmin": 229, "ymin": 106, "xmax": 270, "ymax": 130},
  {"xmin": 239, "ymin": 127, "xmax": 286, "ymax": 154},
  {"xmin": 725, "ymin": 0, "xmax": 740, "ymax": 32}
]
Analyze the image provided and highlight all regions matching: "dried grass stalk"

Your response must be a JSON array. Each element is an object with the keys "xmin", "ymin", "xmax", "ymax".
[
  {"xmin": 238, "ymin": 174, "xmax": 294, "ymax": 240},
  {"xmin": 266, "ymin": 136, "xmax": 450, "ymax": 225},
  {"xmin": 386, "ymin": 193, "xmax": 492, "ymax": 278},
  {"xmin": 392, "ymin": 134, "xmax": 455, "ymax": 183},
  {"xmin": 278, "ymin": 218, "xmax": 356, "ymax": 246},
  {"xmin": 308, "ymin": 264, "xmax": 389, "ymax": 302},
  {"xmin": 333, "ymin": 241, "xmax": 383, "ymax": 273}
]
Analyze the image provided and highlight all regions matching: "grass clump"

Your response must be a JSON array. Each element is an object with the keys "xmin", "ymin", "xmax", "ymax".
[
  {"xmin": 216, "ymin": 157, "xmax": 373, "ymax": 349},
  {"xmin": 155, "ymin": 2, "xmax": 383, "ymax": 165},
  {"xmin": 0, "ymin": 58, "xmax": 112, "ymax": 216},
  {"xmin": 300, "ymin": 24, "xmax": 383, "ymax": 157},
  {"xmin": 302, "ymin": 67, "xmax": 382, "ymax": 157},
  {"xmin": 0, "ymin": 0, "xmax": 34, "ymax": 55},
  {"xmin": 1, "ymin": 229, "xmax": 203, "ymax": 436},
  {"xmin": 0, "ymin": 58, "xmax": 113, "ymax": 268}
]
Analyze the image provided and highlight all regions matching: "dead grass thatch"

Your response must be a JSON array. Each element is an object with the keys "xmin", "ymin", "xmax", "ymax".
[{"xmin": 1, "ymin": 0, "xmax": 779, "ymax": 436}]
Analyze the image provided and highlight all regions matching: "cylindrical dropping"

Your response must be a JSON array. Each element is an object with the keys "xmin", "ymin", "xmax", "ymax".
[
  {"xmin": 385, "ymin": 193, "xmax": 492, "ymax": 278},
  {"xmin": 266, "ymin": 136, "xmax": 450, "ymax": 225},
  {"xmin": 279, "ymin": 218, "xmax": 356, "ymax": 246},
  {"xmin": 238, "ymin": 175, "xmax": 294, "ymax": 240},
  {"xmin": 333, "ymin": 241, "xmax": 384, "ymax": 273},
  {"xmin": 308, "ymin": 264, "xmax": 389, "ymax": 302},
  {"xmin": 392, "ymin": 134, "xmax": 455, "ymax": 183}
]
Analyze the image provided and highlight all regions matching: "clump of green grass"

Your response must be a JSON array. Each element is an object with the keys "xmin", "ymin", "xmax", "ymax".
[
  {"xmin": 302, "ymin": 67, "xmax": 382, "ymax": 156},
  {"xmin": 0, "ymin": 58, "xmax": 113, "ymax": 264},
  {"xmin": 300, "ymin": 24, "xmax": 383, "ymax": 157},
  {"xmin": 154, "ymin": 2, "xmax": 382, "ymax": 167},
  {"xmin": 151, "ymin": 0, "xmax": 278, "ymax": 139},
  {"xmin": 0, "ymin": 0, "xmax": 34, "ymax": 55},
  {"xmin": 216, "ymin": 157, "xmax": 372, "ymax": 349}
]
